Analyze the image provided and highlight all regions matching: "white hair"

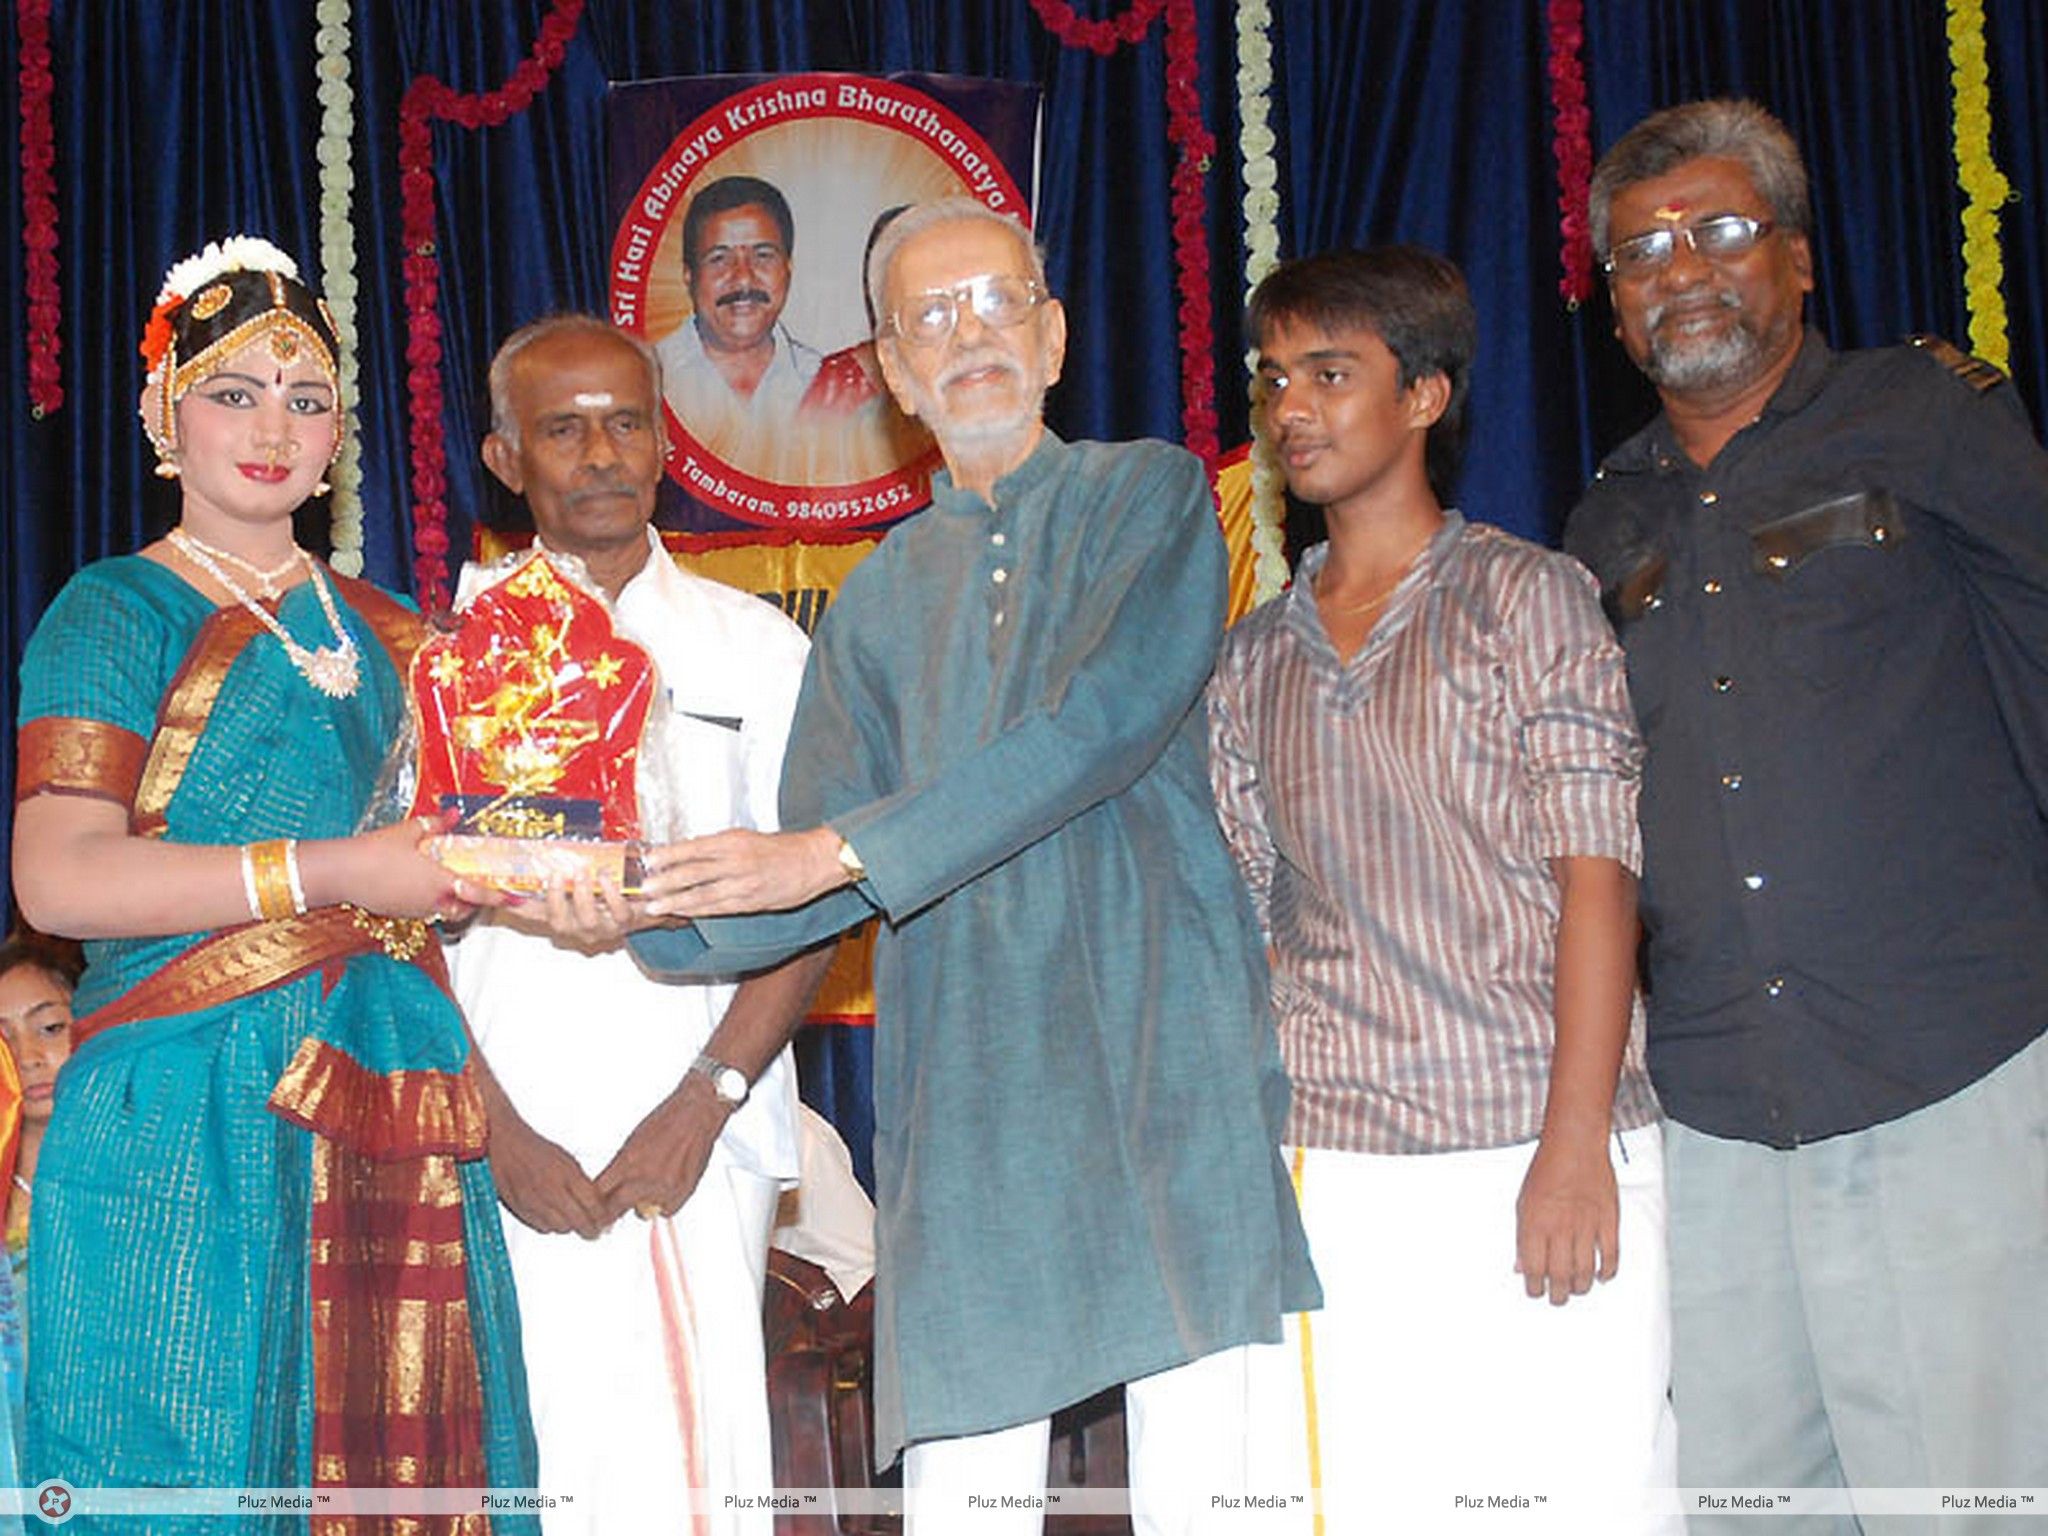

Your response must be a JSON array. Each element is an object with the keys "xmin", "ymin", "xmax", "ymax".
[
  {"xmin": 487, "ymin": 314, "xmax": 663, "ymax": 447},
  {"xmin": 864, "ymin": 197, "xmax": 1050, "ymax": 337}
]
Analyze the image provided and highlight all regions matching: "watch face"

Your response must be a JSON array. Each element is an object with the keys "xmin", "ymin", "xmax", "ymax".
[{"xmin": 712, "ymin": 1065, "xmax": 748, "ymax": 1105}]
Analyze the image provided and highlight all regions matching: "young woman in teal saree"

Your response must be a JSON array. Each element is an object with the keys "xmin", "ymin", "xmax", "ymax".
[{"xmin": 11, "ymin": 239, "xmax": 536, "ymax": 1533}]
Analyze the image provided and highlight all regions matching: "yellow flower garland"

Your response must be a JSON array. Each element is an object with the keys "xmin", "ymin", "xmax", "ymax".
[
  {"xmin": 1946, "ymin": 0, "xmax": 2010, "ymax": 373},
  {"xmin": 1236, "ymin": 0, "xmax": 1287, "ymax": 605}
]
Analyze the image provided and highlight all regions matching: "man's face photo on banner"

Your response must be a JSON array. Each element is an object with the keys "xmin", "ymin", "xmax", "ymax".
[
  {"xmin": 610, "ymin": 75, "xmax": 1038, "ymax": 534},
  {"xmin": 682, "ymin": 181, "xmax": 797, "ymax": 362}
]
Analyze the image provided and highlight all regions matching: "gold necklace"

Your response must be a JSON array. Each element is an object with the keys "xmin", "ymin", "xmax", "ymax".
[
  {"xmin": 168, "ymin": 526, "xmax": 302, "ymax": 599},
  {"xmin": 1314, "ymin": 567, "xmax": 1408, "ymax": 615},
  {"xmin": 168, "ymin": 529, "xmax": 361, "ymax": 698}
]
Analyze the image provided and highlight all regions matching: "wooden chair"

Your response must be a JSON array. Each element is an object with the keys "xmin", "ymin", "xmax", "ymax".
[{"xmin": 763, "ymin": 1249, "xmax": 1133, "ymax": 1535}]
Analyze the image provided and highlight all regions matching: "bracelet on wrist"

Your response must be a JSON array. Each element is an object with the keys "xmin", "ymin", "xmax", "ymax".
[
  {"xmin": 239, "ymin": 844, "xmax": 264, "ymax": 922},
  {"xmin": 247, "ymin": 839, "xmax": 307, "ymax": 921}
]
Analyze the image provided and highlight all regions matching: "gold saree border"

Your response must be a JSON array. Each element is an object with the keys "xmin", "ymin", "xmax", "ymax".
[
  {"xmin": 72, "ymin": 907, "xmax": 479, "ymax": 1159},
  {"xmin": 72, "ymin": 905, "xmax": 372, "ymax": 1046},
  {"xmin": 329, "ymin": 571, "xmax": 426, "ymax": 676},
  {"xmin": 270, "ymin": 1038, "xmax": 487, "ymax": 1162},
  {"xmin": 14, "ymin": 717, "xmax": 149, "ymax": 808},
  {"xmin": 132, "ymin": 606, "xmax": 266, "ymax": 838},
  {"xmin": 132, "ymin": 571, "xmax": 417, "ymax": 838},
  {"xmin": 309, "ymin": 1137, "xmax": 493, "ymax": 1536}
]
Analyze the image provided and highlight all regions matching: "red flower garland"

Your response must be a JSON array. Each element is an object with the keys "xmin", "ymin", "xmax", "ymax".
[
  {"xmin": 1546, "ymin": 0, "xmax": 1595, "ymax": 306},
  {"xmin": 399, "ymin": 0, "xmax": 585, "ymax": 608},
  {"xmin": 18, "ymin": 0, "xmax": 62, "ymax": 416},
  {"xmin": 1027, "ymin": 0, "xmax": 1168, "ymax": 54},
  {"xmin": 1028, "ymin": 0, "xmax": 1218, "ymax": 472}
]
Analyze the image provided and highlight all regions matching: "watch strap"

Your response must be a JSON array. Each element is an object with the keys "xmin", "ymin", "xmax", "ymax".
[
  {"xmin": 690, "ymin": 1051, "xmax": 749, "ymax": 1108},
  {"xmin": 835, "ymin": 835, "xmax": 867, "ymax": 884}
]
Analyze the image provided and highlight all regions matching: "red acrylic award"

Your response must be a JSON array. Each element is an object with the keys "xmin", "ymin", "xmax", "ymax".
[{"xmin": 409, "ymin": 550, "xmax": 656, "ymax": 894}]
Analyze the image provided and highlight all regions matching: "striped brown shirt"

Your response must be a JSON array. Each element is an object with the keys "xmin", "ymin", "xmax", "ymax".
[{"xmin": 1208, "ymin": 514, "xmax": 1661, "ymax": 1153}]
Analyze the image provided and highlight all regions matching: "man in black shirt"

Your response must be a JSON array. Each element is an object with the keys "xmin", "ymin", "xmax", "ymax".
[{"xmin": 1567, "ymin": 98, "xmax": 2048, "ymax": 1522}]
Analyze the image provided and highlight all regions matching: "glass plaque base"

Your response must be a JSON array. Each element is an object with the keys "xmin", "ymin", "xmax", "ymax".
[{"xmin": 426, "ymin": 833, "xmax": 646, "ymax": 897}]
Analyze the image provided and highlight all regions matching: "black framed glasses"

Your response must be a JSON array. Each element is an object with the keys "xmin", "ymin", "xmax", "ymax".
[
  {"xmin": 1602, "ymin": 215, "xmax": 1776, "ymax": 278},
  {"xmin": 885, "ymin": 273, "xmax": 1045, "ymax": 347}
]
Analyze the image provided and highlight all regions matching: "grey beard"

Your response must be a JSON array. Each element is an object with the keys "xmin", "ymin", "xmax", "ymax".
[
  {"xmin": 906, "ymin": 361, "xmax": 1047, "ymax": 453},
  {"xmin": 1637, "ymin": 291, "xmax": 1765, "ymax": 392},
  {"xmin": 933, "ymin": 401, "xmax": 1043, "ymax": 452},
  {"xmin": 1643, "ymin": 320, "xmax": 1764, "ymax": 392}
]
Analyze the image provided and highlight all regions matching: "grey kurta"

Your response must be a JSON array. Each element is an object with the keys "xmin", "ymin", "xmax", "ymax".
[{"xmin": 634, "ymin": 431, "xmax": 1318, "ymax": 1464}]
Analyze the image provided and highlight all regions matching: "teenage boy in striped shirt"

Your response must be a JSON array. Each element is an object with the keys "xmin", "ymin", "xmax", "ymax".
[{"xmin": 1208, "ymin": 247, "xmax": 1679, "ymax": 1531}]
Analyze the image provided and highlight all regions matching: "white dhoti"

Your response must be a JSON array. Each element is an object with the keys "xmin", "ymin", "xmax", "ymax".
[
  {"xmin": 455, "ymin": 930, "xmax": 799, "ymax": 1536},
  {"xmin": 1243, "ymin": 1125, "xmax": 1682, "ymax": 1534},
  {"xmin": 502, "ymin": 1145, "xmax": 780, "ymax": 1534}
]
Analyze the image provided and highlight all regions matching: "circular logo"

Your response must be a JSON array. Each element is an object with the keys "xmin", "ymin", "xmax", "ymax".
[
  {"xmin": 33, "ymin": 1479, "xmax": 75, "ymax": 1525},
  {"xmin": 610, "ymin": 74, "xmax": 1028, "ymax": 531}
]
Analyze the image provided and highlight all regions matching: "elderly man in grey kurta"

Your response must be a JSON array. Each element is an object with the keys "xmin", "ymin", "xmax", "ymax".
[{"xmin": 624, "ymin": 197, "xmax": 1320, "ymax": 1533}]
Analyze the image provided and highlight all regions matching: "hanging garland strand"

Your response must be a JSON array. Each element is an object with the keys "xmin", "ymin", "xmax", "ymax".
[
  {"xmin": 399, "ymin": 0, "xmax": 586, "ymax": 608},
  {"xmin": 1233, "ymin": 0, "xmax": 1286, "ymax": 603},
  {"xmin": 1546, "ymin": 0, "xmax": 1594, "ymax": 307},
  {"xmin": 17, "ymin": 0, "xmax": 61, "ymax": 416},
  {"xmin": 1945, "ymin": 0, "xmax": 2011, "ymax": 372},
  {"xmin": 1027, "ymin": 0, "xmax": 1220, "ymax": 472},
  {"xmin": 1162, "ymin": 0, "xmax": 1219, "ymax": 470},
  {"xmin": 314, "ymin": 0, "xmax": 365, "ymax": 574},
  {"xmin": 1027, "ymin": 0, "xmax": 1167, "ymax": 52}
]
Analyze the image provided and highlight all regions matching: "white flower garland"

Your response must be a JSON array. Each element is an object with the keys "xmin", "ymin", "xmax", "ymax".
[
  {"xmin": 155, "ymin": 236, "xmax": 300, "ymax": 310},
  {"xmin": 314, "ymin": 0, "xmax": 365, "ymax": 574},
  {"xmin": 1235, "ymin": 0, "xmax": 1287, "ymax": 604}
]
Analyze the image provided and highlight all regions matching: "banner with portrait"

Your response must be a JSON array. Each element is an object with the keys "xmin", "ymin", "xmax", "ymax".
[
  {"xmin": 599, "ymin": 73, "xmax": 1039, "ymax": 1029},
  {"xmin": 608, "ymin": 72, "xmax": 1039, "ymax": 546}
]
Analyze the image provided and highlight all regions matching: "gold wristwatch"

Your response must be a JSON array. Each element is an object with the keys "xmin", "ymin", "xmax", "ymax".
[{"xmin": 836, "ymin": 836, "xmax": 867, "ymax": 884}]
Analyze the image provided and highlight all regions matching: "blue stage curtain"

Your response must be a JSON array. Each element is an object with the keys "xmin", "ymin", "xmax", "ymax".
[{"xmin": 8, "ymin": 1, "xmax": 2045, "ymax": 777}]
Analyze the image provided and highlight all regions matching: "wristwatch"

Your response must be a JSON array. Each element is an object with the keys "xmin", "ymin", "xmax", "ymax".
[
  {"xmin": 835, "ymin": 835, "xmax": 867, "ymax": 885},
  {"xmin": 690, "ymin": 1052, "xmax": 750, "ymax": 1110}
]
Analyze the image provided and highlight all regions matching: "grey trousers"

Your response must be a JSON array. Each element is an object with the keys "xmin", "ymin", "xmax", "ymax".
[{"xmin": 1665, "ymin": 1029, "xmax": 2048, "ymax": 1535}]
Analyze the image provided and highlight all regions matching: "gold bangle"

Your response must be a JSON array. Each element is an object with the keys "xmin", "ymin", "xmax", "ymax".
[
  {"xmin": 248, "ymin": 839, "xmax": 299, "ymax": 922},
  {"xmin": 239, "ymin": 844, "xmax": 264, "ymax": 922}
]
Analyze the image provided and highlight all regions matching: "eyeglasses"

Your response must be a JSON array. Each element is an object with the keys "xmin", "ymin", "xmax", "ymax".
[
  {"xmin": 1601, "ymin": 215, "xmax": 1776, "ymax": 277},
  {"xmin": 885, "ymin": 273, "xmax": 1046, "ymax": 347}
]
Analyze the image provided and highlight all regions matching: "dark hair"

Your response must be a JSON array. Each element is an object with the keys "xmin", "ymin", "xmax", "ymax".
[
  {"xmin": 861, "ymin": 205, "xmax": 912, "ymax": 331},
  {"xmin": 144, "ymin": 262, "xmax": 343, "ymax": 458},
  {"xmin": 1247, "ymin": 246, "xmax": 1477, "ymax": 503},
  {"xmin": 0, "ymin": 935, "xmax": 80, "ymax": 993},
  {"xmin": 682, "ymin": 176, "xmax": 795, "ymax": 271},
  {"xmin": 1588, "ymin": 98, "xmax": 1811, "ymax": 256},
  {"xmin": 168, "ymin": 266, "xmax": 341, "ymax": 375}
]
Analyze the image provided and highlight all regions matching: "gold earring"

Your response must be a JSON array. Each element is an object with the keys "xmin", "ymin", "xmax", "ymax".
[
  {"xmin": 315, "ymin": 479, "xmax": 332, "ymax": 496},
  {"xmin": 154, "ymin": 455, "xmax": 181, "ymax": 480}
]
